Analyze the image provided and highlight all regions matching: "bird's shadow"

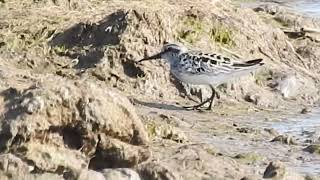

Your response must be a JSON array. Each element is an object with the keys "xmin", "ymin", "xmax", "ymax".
[{"xmin": 132, "ymin": 98, "xmax": 186, "ymax": 111}]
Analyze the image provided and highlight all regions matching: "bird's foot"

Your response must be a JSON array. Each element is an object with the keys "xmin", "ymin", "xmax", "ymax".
[
  {"xmin": 183, "ymin": 104, "xmax": 203, "ymax": 111},
  {"xmin": 205, "ymin": 105, "xmax": 213, "ymax": 111},
  {"xmin": 183, "ymin": 99, "xmax": 212, "ymax": 111}
]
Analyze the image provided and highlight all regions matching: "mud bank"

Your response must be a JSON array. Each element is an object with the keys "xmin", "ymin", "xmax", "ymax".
[{"xmin": 1, "ymin": 0, "xmax": 320, "ymax": 179}]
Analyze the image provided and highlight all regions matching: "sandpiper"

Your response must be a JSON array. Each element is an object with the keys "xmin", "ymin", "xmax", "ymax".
[{"xmin": 138, "ymin": 42, "xmax": 264, "ymax": 110}]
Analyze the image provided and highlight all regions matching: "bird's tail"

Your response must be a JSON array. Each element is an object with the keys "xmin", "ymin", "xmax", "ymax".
[
  {"xmin": 245, "ymin": 59, "xmax": 264, "ymax": 66},
  {"xmin": 233, "ymin": 58, "xmax": 264, "ymax": 68}
]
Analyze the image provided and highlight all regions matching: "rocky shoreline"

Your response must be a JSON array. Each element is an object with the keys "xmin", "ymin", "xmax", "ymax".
[{"xmin": 1, "ymin": 0, "xmax": 320, "ymax": 179}]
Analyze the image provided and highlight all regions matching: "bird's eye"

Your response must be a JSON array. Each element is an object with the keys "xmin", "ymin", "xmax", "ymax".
[{"xmin": 167, "ymin": 47, "xmax": 172, "ymax": 51}]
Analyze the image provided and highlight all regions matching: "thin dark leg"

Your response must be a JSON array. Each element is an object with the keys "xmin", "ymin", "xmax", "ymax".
[
  {"xmin": 183, "ymin": 98, "xmax": 211, "ymax": 110},
  {"xmin": 183, "ymin": 85, "xmax": 216, "ymax": 110},
  {"xmin": 215, "ymin": 90, "xmax": 220, "ymax": 99},
  {"xmin": 207, "ymin": 86, "xmax": 216, "ymax": 110}
]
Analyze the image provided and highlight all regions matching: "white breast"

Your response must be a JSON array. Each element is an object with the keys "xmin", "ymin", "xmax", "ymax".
[{"xmin": 171, "ymin": 69, "xmax": 256, "ymax": 86}]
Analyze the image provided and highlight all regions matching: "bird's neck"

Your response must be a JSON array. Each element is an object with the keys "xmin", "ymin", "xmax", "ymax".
[{"xmin": 168, "ymin": 56, "xmax": 180, "ymax": 68}]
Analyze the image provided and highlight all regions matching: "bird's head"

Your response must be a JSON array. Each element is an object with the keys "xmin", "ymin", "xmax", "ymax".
[{"xmin": 138, "ymin": 42, "xmax": 187, "ymax": 63}]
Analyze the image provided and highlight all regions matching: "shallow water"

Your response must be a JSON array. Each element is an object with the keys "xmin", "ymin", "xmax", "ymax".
[
  {"xmin": 245, "ymin": 0, "xmax": 320, "ymax": 17},
  {"xmin": 237, "ymin": 0, "xmax": 320, "ymax": 173},
  {"xmin": 269, "ymin": 110, "xmax": 320, "ymax": 140},
  {"xmin": 290, "ymin": 0, "xmax": 320, "ymax": 17},
  {"xmin": 268, "ymin": 110, "xmax": 320, "ymax": 175},
  {"xmin": 207, "ymin": 109, "xmax": 320, "ymax": 176}
]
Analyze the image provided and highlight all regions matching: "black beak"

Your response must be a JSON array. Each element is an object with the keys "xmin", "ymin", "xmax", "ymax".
[{"xmin": 138, "ymin": 52, "xmax": 162, "ymax": 63}]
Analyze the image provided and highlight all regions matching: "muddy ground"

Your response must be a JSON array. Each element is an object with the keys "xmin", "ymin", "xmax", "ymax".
[{"xmin": 1, "ymin": 0, "xmax": 320, "ymax": 179}]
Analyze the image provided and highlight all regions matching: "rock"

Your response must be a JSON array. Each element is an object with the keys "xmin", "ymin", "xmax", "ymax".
[
  {"xmin": 137, "ymin": 162, "xmax": 180, "ymax": 180},
  {"xmin": 0, "ymin": 76, "xmax": 150, "ymax": 173},
  {"xmin": 301, "ymin": 107, "xmax": 311, "ymax": 114},
  {"xmin": 268, "ymin": 72, "xmax": 299, "ymax": 99},
  {"xmin": 2, "ymin": 0, "xmax": 320, "ymax": 179},
  {"xmin": 23, "ymin": 141, "xmax": 87, "ymax": 172},
  {"xmin": 0, "ymin": 153, "xmax": 65, "ymax": 180},
  {"xmin": 275, "ymin": 74, "xmax": 298, "ymax": 99},
  {"xmin": 145, "ymin": 120, "xmax": 188, "ymax": 143},
  {"xmin": 0, "ymin": 154, "xmax": 30, "ymax": 180},
  {"xmin": 304, "ymin": 144, "xmax": 320, "ymax": 154},
  {"xmin": 155, "ymin": 125, "xmax": 188, "ymax": 143},
  {"xmin": 90, "ymin": 134, "xmax": 150, "ymax": 169},
  {"xmin": 253, "ymin": 4, "xmax": 281, "ymax": 15},
  {"xmin": 101, "ymin": 168, "xmax": 140, "ymax": 180},
  {"xmin": 32, "ymin": 173, "xmax": 64, "ymax": 180},
  {"xmin": 263, "ymin": 161, "xmax": 304, "ymax": 180},
  {"xmin": 244, "ymin": 93, "xmax": 274, "ymax": 107},
  {"xmin": 236, "ymin": 127, "xmax": 256, "ymax": 134},
  {"xmin": 263, "ymin": 161, "xmax": 286, "ymax": 179},
  {"xmin": 78, "ymin": 169, "xmax": 106, "ymax": 180},
  {"xmin": 234, "ymin": 153, "xmax": 263, "ymax": 164},
  {"xmin": 271, "ymin": 135, "xmax": 296, "ymax": 145}
]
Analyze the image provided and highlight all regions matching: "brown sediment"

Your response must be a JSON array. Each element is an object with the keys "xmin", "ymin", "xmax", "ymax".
[{"xmin": 0, "ymin": 0, "xmax": 320, "ymax": 179}]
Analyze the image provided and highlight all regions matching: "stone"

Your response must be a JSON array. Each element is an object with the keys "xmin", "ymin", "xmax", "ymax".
[
  {"xmin": 101, "ymin": 168, "xmax": 141, "ymax": 180},
  {"xmin": 304, "ymin": 145, "xmax": 320, "ymax": 154},
  {"xmin": 263, "ymin": 161, "xmax": 304, "ymax": 180},
  {"xmin": 0, "ymin": 154, "xmax": 30, "ymax": 180},
  {"xmin": 32, "ymin": 173, "xmax": 64, "ymax": 180},
  {"xmin": 275, "ymin": 74, "xmax": 298, "ymax": 98},
  {"xmin": 23, "ymin": 142, "xmax": 87, "ymax": 172},
  {"xmin": 301, "ymin": 107, "xmax": 311, "ymax": 114},
  {"xmin": 271, "ymin": 135, "xmax": 296, "ymax": 145},
  {"xmin": 78, "ymin": 169, "xmax": 106, "ymax": 180},
  {"xmin": 0, "ymin": 154, "xmax": 64, "ymax": 180},
  {"xmin": 244, "ymin": 93, "xmax": 274, "ymax": 107},
  {"xmin": 0, "ymin": 76, "xmax": 150, "ymax": 173},
  {"xmin": 154, "ymin": 125, "xmax": 188, "ymax": 143},
  {"xmin": 90, "ymin": 135, "xmax": 150, "ymax": 169},
  {"xmin": 236, "ymin": 127, "xmax": 256, "ymax": 134},
  {"xmin": 137, "ymin": 162, "xmax": 180, "ymax": 180},
  {"xmin": 234, "ymin": 153, "xmax": 263, "ymax": 164}
]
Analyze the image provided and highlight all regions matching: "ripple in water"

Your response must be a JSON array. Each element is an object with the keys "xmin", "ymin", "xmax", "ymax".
[
  {"xmin": 282, "ymin": 0, "xmax": 320, "ymax": 17},
  {"xmin": 258, "ymin": 0, "xmax": 320, "ymax": 17}
]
